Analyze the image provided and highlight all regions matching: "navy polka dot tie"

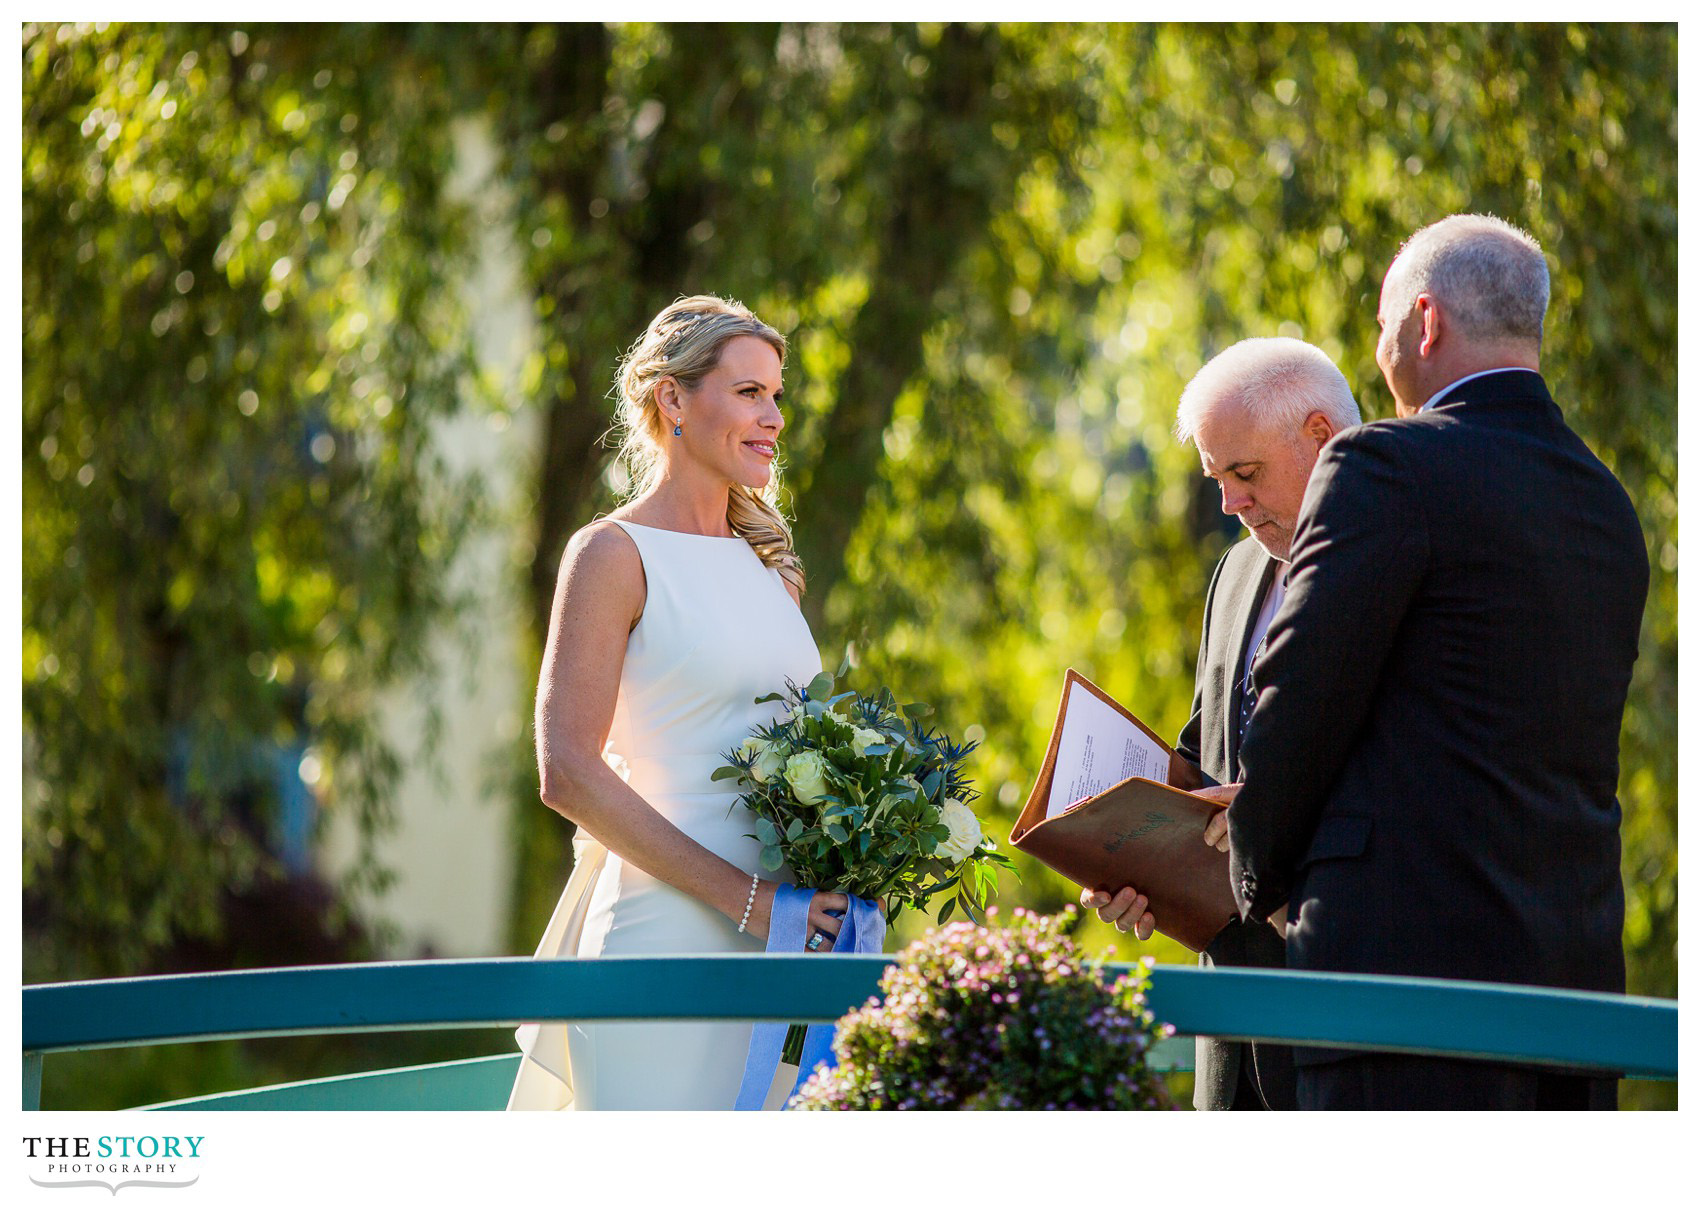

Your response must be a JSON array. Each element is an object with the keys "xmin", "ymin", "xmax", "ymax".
[{"xmin": 1237, "ymin": 635, "xmax": 1267, "ymax": 753}]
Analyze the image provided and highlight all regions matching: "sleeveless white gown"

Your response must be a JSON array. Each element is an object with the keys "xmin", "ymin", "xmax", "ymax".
[{"xmin": 508, "ymin": 519, "xmax": 822, "ymax": 1111}]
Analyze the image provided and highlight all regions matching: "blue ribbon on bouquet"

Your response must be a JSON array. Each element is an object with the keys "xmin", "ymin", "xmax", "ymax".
[{"xmin": 733, "ymin": 883, "xmax": 886, "ymax": 1111}]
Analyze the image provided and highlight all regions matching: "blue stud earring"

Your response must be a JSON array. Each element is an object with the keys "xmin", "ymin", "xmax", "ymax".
[{"xmin": 673, "ymin": 419, "xmax": 683, "ymax": 436}]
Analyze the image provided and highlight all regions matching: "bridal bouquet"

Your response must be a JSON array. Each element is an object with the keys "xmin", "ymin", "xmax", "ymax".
[{"xmin": 713, "ymin": 670, "xmax": 1013, "ymax": 926}]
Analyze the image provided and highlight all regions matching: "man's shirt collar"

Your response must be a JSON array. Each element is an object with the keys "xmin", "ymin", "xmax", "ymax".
[{"xmin": 1418, "ymin": 367, "xmax": 1531, "ymax": 413}]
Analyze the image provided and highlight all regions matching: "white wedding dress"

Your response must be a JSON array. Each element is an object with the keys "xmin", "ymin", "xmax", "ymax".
[{"xmin": 508, "ymin": 519, "xmax": 822, "ymax": 1111}]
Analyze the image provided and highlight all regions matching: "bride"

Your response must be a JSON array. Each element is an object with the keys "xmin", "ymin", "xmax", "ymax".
[{"xmin": 508, "ymin": 295, "xmax": 848, "ymax": 1111}]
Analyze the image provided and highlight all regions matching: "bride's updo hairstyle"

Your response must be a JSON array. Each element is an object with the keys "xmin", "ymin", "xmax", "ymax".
[{"xmin": 612, "ymin": 295, "xmax": 805, "ymax": 594}]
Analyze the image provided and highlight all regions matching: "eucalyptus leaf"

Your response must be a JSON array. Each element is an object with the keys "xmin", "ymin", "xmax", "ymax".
[{"xmin": 805, "ymin": 672, "xmax": 835, "ymax": 702}]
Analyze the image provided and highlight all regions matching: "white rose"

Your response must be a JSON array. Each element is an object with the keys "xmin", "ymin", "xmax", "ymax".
[
  {"xmin": 933, "ymin": 797, "xmax": 983, "ymax": 863},
  {"xmin": 752, "ymin": 742, "xmax": 787, "ymax": 785},
  {"xmin": 735, "ymin": 736, "xmax": 786, "ymax": 784},
  {"xmin": 849, "ymin": 725, "xmax": 884, "ymax": 756},
  {"xmin": 783, "ymin": 750, "xmax": 834, "ymax": 806}
]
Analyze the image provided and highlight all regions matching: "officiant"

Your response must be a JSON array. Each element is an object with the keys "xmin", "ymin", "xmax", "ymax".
[{"xmin": 1082, "ymin": 336, "xmax": 1360, "ymax": 1111}]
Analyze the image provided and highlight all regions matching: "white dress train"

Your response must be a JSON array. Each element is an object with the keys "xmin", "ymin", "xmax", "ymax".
[{"xmin": 508, "ymin": 520, "xmax": 821, "ymax": 1111}]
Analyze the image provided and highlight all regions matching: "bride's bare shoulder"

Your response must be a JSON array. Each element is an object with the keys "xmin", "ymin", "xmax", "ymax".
[{"xmin": 559, "ymin": 518, "xmax": 643, "ymax": 584}]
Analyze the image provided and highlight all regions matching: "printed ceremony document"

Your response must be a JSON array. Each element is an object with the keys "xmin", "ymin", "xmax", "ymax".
[
  {"xmin": 1043, "ymin": 674, "xmax": 1176, "ymax": 819},
  {"xmin": 1008, "ymin": 669, "xmax": 1238, "ymax": 952}
]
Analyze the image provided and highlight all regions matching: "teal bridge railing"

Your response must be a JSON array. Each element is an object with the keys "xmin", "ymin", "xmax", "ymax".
[{"xmin": 22, "ymin": 956, "xmax": 1677, "ymax": 1110}]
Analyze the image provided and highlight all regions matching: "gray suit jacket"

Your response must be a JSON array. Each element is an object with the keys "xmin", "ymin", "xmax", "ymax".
[{"xmin": 1175, "ymin": 536, "xmax": 1297, "ymax": 1110}]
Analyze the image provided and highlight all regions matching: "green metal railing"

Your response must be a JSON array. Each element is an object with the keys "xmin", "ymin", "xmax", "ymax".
[{"xmin": 22, "ymin": 956, "xmax": 1677, "ymax": 1110}]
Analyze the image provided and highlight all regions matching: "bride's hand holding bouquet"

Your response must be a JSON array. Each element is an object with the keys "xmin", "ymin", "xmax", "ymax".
[{"xmin": 715, "ymin": 667, "xmax": 1015, "ymax": 1091}]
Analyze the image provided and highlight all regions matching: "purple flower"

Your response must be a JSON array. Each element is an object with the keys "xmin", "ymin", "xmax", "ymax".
[{"xmin": 788, "ymin": 905, "xmax": 1173, "ymax": 1112}]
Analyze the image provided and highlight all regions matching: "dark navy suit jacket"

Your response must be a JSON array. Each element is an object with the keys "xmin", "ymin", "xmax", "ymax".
[{"xmin": 1229, "ymin": 371, "xmax": 1647, "ymax": 1074}]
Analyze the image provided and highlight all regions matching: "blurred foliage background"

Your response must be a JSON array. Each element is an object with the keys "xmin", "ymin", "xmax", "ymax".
[{"xmin": 22, "ymin": 22, "xmax": 1676, "ymax": 1109}]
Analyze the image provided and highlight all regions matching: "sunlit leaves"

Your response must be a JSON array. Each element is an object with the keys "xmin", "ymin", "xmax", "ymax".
[{"xmin": 23, "ymin": 23, "xmax": 478, "ymax": 977}]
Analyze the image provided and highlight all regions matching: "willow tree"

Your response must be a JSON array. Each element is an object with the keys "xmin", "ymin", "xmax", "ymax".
[{"xmin": 22, "ymin": 22, "xmax": 476, "ymax": 977}]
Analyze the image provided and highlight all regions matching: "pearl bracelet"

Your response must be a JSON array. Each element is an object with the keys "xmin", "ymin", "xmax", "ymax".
[{"xmin": 736, "ymin": 871, "xmax": 761, "ymax": 934}]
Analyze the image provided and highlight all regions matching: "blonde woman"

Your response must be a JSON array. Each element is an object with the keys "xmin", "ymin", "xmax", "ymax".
[{"xmin": 508, "ymin": 296, "xmax": 845, "ymax": 1111}]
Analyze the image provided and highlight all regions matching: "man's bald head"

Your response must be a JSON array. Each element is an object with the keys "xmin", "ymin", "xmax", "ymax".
[
  {"xmin": 1384, "ymin": 214, "xmax": 1549, "ymax": 346},
  {"xmin": 1376, "ymin": 214, "xmax": 1548, "ymax": 415}
]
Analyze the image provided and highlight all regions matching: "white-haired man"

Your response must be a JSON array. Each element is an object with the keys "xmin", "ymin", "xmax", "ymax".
[
  {"xmin": 1082, "ymin": 336, "xmax": 1360, "ymax": 1111},
  {"xmin": 1226, "ymin": 215, "xmax": 1649, "ymax": 1109}
]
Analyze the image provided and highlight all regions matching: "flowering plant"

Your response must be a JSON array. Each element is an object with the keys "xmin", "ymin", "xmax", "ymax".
[
  {"xmin": 790, "ymin": 906, "xmax": 1174, "ymax": 1110},
  {"xmin": 713, "ymin": 670, "xmax": 1013, "ymax": 925}
]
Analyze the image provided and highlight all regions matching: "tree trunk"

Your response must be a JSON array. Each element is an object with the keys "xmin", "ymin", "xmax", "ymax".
[
  {"xmin": 790, "ymin": 25, "xmax": 1007, "ymax": 631},
  {"xmin": 507, "ymin": 24, "xmax": 618, "ymax": 952}
]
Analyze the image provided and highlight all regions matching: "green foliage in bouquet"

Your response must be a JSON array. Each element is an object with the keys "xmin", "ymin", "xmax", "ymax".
[
  {"xmin": 714, "ymin": 670, "xmax": 1014, "ymax": 925},
  {"xmin": 790, "ymin": 906, "xmax": 1173, "ymax": 1110}
]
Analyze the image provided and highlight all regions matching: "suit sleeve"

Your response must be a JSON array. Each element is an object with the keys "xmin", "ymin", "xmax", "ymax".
[
  {"xmin": 1174, "ymin": 547, "xmax": 1232, "ymax": 784},
  {"xmin": 1229, "ymin": 426, "xmax": 1430, "ymax": 920}
]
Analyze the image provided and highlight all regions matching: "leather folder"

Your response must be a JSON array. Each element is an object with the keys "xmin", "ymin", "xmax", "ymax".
[{"xmin": 1008, "ymin": 669, "xmax": 1239, "ymax": 953}]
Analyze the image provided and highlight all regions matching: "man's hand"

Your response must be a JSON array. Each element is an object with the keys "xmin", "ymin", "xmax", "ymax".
[
  {"xmin": 1080, "ymin": 885, "xmax": 1155, "ymax": 940},
  {"xmin": 1194, "ymin": 782, "xmax": 1240, "ymax": 852}
]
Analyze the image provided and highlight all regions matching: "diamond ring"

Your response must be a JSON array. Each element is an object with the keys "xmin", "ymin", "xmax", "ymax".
[{"xmin": 806, "ymin": 930, "xmax": 826, "ymax": 951}]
